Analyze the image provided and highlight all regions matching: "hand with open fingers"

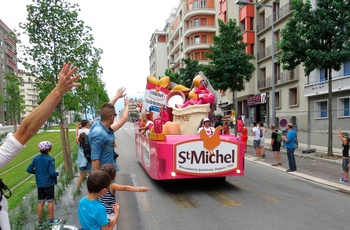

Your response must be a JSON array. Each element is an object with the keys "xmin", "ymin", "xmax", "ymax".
[
  {"xmin": 115, "ymin": 87, "xmax": 126, "ymax": 99},
  {"xmin": 56, "ymin": 61, "xmax": 81, "ymax": 96}
]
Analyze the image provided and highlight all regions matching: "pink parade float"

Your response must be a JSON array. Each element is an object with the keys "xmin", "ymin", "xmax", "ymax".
[{"xmin": 134, "ymin": 72, "xmax": 244, "ymax": 181}]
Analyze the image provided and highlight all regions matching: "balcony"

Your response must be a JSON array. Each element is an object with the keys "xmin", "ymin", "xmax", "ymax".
[
  {"xmin": 6, "ymin": 48, "xmax": 16, "ymax": 57},
  {"xmin": 184, "ymin": 41, "xmax": 213, "ymax": 54},
  {"xmin": 183, "ymin": 24, "xmax": 216, "ymax": 38},
  {"xmin": 256, "ymin": 2, "xmax": 292, "ymax": 35},
  {"xmin": 183, "ymin": 6, "xmax": 216, "ymax": 21},
  {"xmin": 258, "ymin": 69, "xmax": 298, "ymax": 90},
  {"xmin": 6, "ymin": 59, "xmax": 17, "ymax": 69},
  {"xmin": 169, "ymin": 39, "xmax": 181, "ymax": 56},
  {"xmin": 4, "ymin": 35, "xmax": 15, "ymax": 46},
  {"xmin": 304, "ymin": 74, "xmax": 350, "ymax": 97},
  {"xmin": 257, "ymin": 43, "xmax": 278, "ymax": 62}
]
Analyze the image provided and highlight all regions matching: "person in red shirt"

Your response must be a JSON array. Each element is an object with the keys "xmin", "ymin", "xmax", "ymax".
[
  {"xmin": 241, "ymin": 123, "xmax": 248, "ymax": 152},
  {"xmin": 223, "ymin": 121, "xmax": 230, "ymax": 135},
  {"xmin": 159, "ymin": 105, "xmax": 170, "ymax": 124}
]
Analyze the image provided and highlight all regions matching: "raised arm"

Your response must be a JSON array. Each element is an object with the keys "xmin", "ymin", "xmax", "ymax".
[
  {"xmin": 14, "ymin": 62, "xmax": 81, "ymax": 145},
  {"xmin": 108, "ymin": 87, "xmax": 126, "ymax": 105},
  {"xmin": 110, "ymin": 96, "xmax": 129, "ymax": 132}
]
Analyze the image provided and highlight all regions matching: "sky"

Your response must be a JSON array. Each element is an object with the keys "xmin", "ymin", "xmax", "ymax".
[{"xmin": 1, "ymin": 0, "xmax": 180, "ymax": 111}]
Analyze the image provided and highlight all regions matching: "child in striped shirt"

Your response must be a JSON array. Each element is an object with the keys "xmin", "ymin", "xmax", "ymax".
[{"xmin": 99, "ymin": 164, "xmax": 151, "ymax": 230}]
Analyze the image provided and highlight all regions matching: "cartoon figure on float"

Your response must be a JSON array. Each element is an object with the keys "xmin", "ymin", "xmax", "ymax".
[
  {"xmin": 134, "ymin": 72, "xmax": 245, "ymax": 181},
  {"xmin": 195, "ymin": 78, "xmax": 215, "ymax": 105}
]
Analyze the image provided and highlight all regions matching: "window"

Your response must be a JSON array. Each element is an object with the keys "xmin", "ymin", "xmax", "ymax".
[
  {"xmin": 194, "ymin": 18, "xmax": 199, "ymax": 27},
  {"xmin": 344, "ymin": 60, "xmax": 350, "ymax": 76},
  {"xmin": 202, "ymin": 35, "xmax": 207, "ymax": 43},
  {"xmin": 320, "ymin": 68, "xmax": 328, "ymax": 82},
  {"xmin": 275, "ymin": 91, "xmax": 280, "ymax": 108},
  {"xmin": 260, "ymin": 67, "xmax": 266, "ymax": 88},
  {"xmin": 314, "ymin": 100, "xmax": 328, "ymax": 119},
  {"xmin": 194, "ymin": 35, "xmax": 200, "ymax": 44},
  {"xmin": 337, "ymin": 97, "xmax": 350, "ymax": 117},
  {"xmin": 289, "ymin": 87, "xmax": 298, "ymax": 106},
  {"xmin": 201, "ymin": 0, "xmax": 206, "ymax": 8},
  {"xmin": 194, "ymin": 52, "xmax": 200, "ymax": 59},
  {"xmin": 194, "ymin": 0, "xmax": 198, "ymax": 9}
]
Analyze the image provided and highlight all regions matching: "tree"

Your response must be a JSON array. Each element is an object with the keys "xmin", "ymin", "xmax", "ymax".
[
  {"xmin": 165, "ymin": 58, "xmax": 205, "ymax": 88},
  {"xmin": 205, "ymin": 19, "xmax": 255, "ymax": 94},
  {"xmin": 177, "ymin": 58, "xmax": 205, "ymax": 88},
  {"xmin": 4, "ymin": 73, "xmax": 25, "ymax": 131},
  {"xmin": 204, "ymin": 19, "xmax": 255, "ymax": 134},
  {"xmin": 17, "ymin": 0, "xmax": 106, "ymax": 173},
  {"xmin": 279, "ymin": 0, "xmax": 350, "ymax": 156}
]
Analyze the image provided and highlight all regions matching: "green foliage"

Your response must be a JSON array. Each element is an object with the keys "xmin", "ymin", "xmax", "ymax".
[
  {"xmin": 177, "ymin": 58, "xmax": 205, "ymax": 88},
  {"xmin": 166, "ymin": 58, "xmax": 206, "ymax": 88},
  {"xmin": 279, "ymin": 0, "xmax": 350, "ymax": 75},
  {"xmin": 204, "ymin": 19, "xmax": 255, "ymax": 92},
  {"xmin": 17, "ymin": 0, "xmax": 107, "ymax": 121},
  {"xmin": 279, "ymin": 0, "xmax": 350, "ymax": 156},
  {"xmin": 4, "ymin": 72, "xmax": 25, "ymax": 126}
]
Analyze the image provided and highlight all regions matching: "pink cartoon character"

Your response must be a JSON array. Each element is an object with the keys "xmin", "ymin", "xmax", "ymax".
[{"xmin": 195, "ymin": 78, "xmax": 215, "ymax": 104}]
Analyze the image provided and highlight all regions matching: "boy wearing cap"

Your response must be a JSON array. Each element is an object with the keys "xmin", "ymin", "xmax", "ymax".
[{"xmin": 26, "ymin": 141, "xmax": 61, "ymax": 228}]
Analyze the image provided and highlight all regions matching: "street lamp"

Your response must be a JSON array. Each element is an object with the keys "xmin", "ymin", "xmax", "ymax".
[{"xmin": 235, "ymin": 0, "xmax": 276, "ymax": 125}]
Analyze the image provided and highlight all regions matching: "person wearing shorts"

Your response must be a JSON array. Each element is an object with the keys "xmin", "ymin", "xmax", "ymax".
[
  {"xmin": 76, "ymin": 120, "xmax": 91, "ymax": 192},
  {"xmin": 259, "ymin": 121, "xmax": 266, "ymax": 159},
  {"xmin": 338, "ymin": 128, "xmax": 350, "ymax": 183},
  {"xmin": 252, "ymin": 121, "xmax": 261, "ymax": 160},
  {"xmin": 26, "ymin": 141, "xmax": 61, "ymax": 228}
]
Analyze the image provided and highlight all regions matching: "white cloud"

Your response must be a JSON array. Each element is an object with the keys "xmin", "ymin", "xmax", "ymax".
[{"xmin": 1, "ymin": 0, "xmax": 179, "ymax": 111}]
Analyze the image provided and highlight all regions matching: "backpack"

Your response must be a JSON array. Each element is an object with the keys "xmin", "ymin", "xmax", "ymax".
[
  {"xmin": 259, "ymin": 128, "xmax": 263, "ymax": 138},
  {"xmin": 79, "ymin": 133, "xmax": 91, "ymax": 162},
  {"xmin": 275, "ymin": 130, "xmax": 283, "ymax": 143}
]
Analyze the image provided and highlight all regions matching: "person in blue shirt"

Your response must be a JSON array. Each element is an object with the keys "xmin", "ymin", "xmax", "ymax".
[
  {"xmin": 89, "ymin": 88, "xmax": 129, "ymax": 171},
  {"xmin": 78, "ymin": 170, "xmax": 120, "ymax": 230},
  {"xmin": 283, "ymin": 123, "xmax": 298, "ymax": 172},
  {"xmin": 26, "ymin": 141, "xmax": 61, "ymax": 228}
]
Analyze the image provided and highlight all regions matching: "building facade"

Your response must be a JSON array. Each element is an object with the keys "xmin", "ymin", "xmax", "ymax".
[
  {"xmin": 164, "ymin": 0, "xmax": 217, "ymax": 71},
  {"xmin": 19, "ymin": 70, "xmax": 38, "ymax": 118},
  {"xmin": 0, "ymin": 19, "xmax": 18, "ymax": 124},
  {"xmin": 150, "ymin": 0, "xmax": 350, "ymax": 132}
]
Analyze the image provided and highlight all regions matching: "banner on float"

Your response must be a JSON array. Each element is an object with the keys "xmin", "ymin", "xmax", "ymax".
[{"xmin": 141, "ymin": 82, "xmax": 170, "ymax": 119}]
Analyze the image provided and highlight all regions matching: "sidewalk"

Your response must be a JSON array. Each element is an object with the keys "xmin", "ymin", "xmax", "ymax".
[{"xmin": 235, "ymin": 128, "xmax": 350, "ymax": 193}]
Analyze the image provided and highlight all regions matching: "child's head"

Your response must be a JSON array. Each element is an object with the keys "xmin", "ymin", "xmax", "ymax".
[
  {"xmin": 78, "ymin": 132, "xmax": 87, "ymax": 146},
  {"xmin": 38, "ymin": 141, "xmax": 52, "ymax": 154},
  {"xmin": 87, "ymin": 170, "xmax": 111, "ymax": 193},
  {"xmin": 100, "ymin": 163, "xmax": 117, "ymax": 181}
]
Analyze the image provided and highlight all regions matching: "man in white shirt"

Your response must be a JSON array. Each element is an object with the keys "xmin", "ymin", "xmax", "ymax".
[
  {"xmin": 251, "ymin": 121, "xmax": 262, "ymax": 160},
  {"xmin": 197, "ymin": 118, "xmax": 215, "ymax": 136}
]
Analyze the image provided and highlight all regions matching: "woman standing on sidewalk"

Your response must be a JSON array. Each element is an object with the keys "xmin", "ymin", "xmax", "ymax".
[
  {"xmin": 259, "ymin": 122, "xmax": 266, "ymax": 159},
  {"xmin": 270, "ymin": 124, "xmax": 282, "ymax": 166},
  {"xmin": 338, "ymin": 128, "xmax": 350, "ymax": 183}
]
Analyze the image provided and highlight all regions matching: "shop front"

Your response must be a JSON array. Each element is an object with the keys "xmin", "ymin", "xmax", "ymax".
[{"xmin": 247, "ymin": 93, "xmax": 267, "ymax": 125}]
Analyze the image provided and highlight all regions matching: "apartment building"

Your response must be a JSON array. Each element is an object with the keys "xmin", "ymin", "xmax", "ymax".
[
  {"xmin": 19, "ymin": 70, "xmax": 38, "ymax": 118},
  {"xmin": 150, "ymin": 0, "xmax": 350, "ymax": 131},
  {"xmin": 165, "ymin": 0, "xmax": 216, "ymax": 70},
  {"xmin": 0, "ymin": 19, "xmax": 18, "ymax": 124},
  {"xmin": 149, "ymin": 30, "xmax": 168, "ymax": 78},
  {"xmin": 232, "ymin": 0, "xmax": 307, "ymax": 128}
]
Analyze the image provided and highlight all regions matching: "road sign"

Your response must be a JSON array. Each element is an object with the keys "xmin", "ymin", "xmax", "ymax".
[{"xmin": 279, "ymin": 118, "xmax": 288, "ymax": 128}]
